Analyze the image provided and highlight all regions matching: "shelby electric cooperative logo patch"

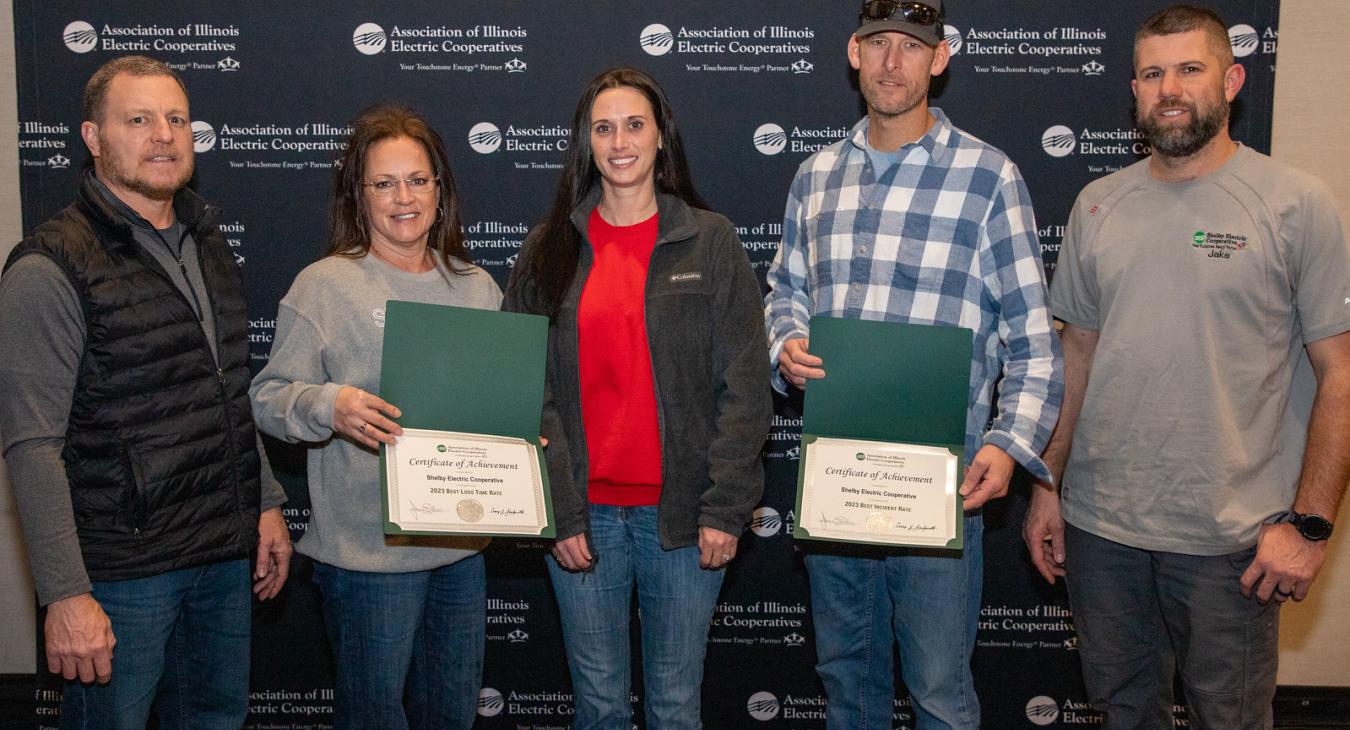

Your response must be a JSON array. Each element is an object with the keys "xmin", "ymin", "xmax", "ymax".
[{"xmin": 1192, "ymin": 229, "xmax": 1249, "ymax": 259}]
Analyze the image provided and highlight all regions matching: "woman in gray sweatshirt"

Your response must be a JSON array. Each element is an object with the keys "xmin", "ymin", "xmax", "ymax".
[{"xmin": 250, "ymin": 105, "xmax": 501, "ymax": 730}]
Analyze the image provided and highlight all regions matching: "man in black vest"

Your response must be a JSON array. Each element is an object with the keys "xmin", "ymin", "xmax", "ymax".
[{"xmin": 0, "ymin": 55, "xmax": 291, "ymax": 728}]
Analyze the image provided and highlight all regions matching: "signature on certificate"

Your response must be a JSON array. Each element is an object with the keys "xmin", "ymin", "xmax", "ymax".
[
  {"xmin": 409, "ymin": 501, "xmax": 445, "ymax": 520},
  {"xmin": 491, "ymin": 507, "xmax": 526, "ymax": 516},
  {"xmin": 818, "ymin": 513, "xmax": 857, "ymax": 527}
]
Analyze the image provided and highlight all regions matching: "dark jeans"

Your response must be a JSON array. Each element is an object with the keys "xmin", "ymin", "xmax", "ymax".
[
  {"xmin": 59, "ymin": 559, "xmax": 251, "ymax": 730},
  {"xmin": 313, "ymin": 555, "xmax": 486, "ymax": 730},
  {"xmin": 1065, "ymin": 524, "xmax": 1279, "ymax": 730}
]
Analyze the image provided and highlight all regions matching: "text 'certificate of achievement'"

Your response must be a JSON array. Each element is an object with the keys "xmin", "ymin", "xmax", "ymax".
[
  {"xmin": 386, "ymin": 430, "xmax": 549, "ymax": 535},
  {"xmin": 799, "ymin": 437, "xmax": 958, "ymax": 546},
  {"xmin": 793, "ymin": 316, "xmax": 973, "ymax": 550},
  {"xmin": 379, "ymin": 301, "xmax": 555, "ymax": 538}
]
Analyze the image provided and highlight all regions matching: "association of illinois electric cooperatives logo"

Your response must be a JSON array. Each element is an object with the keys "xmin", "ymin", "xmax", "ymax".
[
  {"xmin": 353, "ymin": 23, "xmax": 387, "ymax": 54},
  {"xmin": 1025, "ymin": 696, "xmax": 1060, "ymax": 726},
  {"xmin": 753, "ymin": 123, "xmax": 787, "ymax": 155},
  {"xmin": 1228, "ymin": 23, "xmax": 1259, "ymax": 57},
  {"xmin": 468, "ymin": 122, "xmax": 503, "ymax": 154},
  {"xmin": 944, "ymin": 25, "xmax": 962, "ymax": 54},
  {"xmin": 747, "ymin": 692, "xmax": 780, "ymax": 721},
  {"xmin": 477, "ymin": 688, "xmax": 504, "ymax": 717},
  {"xmin": 749, "ymin": 506, "xmax": 782, "ymax": 537},
  {"xmin": 191, "ymin": 121, "xmax": 216, "ymax": 153},
  {"xmin": 640, "ymin": 23, "xmax": 674, "ymax": 56},
  {"xmin": 1041, "ymin": 125, "xmax": 1075, "ymax": 157},
  {"xmin": 63, "ymin": 21, "xmax": 98, "ymax": 53}
]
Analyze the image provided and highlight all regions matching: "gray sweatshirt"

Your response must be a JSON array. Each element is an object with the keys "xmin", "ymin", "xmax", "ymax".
[
  {"xmin": 250, "ymin": 252, "xmax": 502, "ymax": 572},
  {"xmin": 0, "ymin": 178, "xmax": 286, "ymax": 604}
]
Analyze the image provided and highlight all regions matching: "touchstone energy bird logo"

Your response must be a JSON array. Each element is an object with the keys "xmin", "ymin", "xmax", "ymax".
[
  {"xmin": 468, "ymin": 122, "xmax": 503, "ymax": 154},
  {"xmin": 944, "ymin": 25, "xmax": 962, "ymax": 54},
  {"xmin": 791, "ymin": 59, "xmax": 814, "ymax": 74},
  {"xmin": 191, "ymin": 121, "xmax": 217, "ymax": 153},
  {"xmin": 753, "ymin": 123, "xmax": 787, "ymax": 155},
  {"xmin": 217, "ymin": 56, "xmax": 241, "ymax": 71},
  {"xmin": 782, "ymin": 632, "xmax": 806, "ymax": 647},
  {"xmin": 476, "ymin": 688, "xmax": 504, "ymax": 717},
  {"xmin": 1228, "ymin": 24, "xmax": 1259, "ymax": 57},
  {"xmin": 640, "ymin": 23, "xmax": 674, "ymax": 56},
  {"xmin": 504, "ymin": 57, "xmax": 527, "ymax": 73},
  {"xmin": 749, "ymin": 506, "xmax": 782, "ymax": 537},
  {"xmin": 63, "ymin": 21, "xmax": 98, "ymax": 53},
  {"xmin": 353, "ymin": 22, "xmax": 387, "ymax": 55},
  {"xmin": 1025, "ymin": 696, "xmax": 1060, "ymax": 726},
  {"xmin": 746, "ymin": 692, "xmax": 781, "ymax": 721},
  {"xmin": 47, "ymin": 154, "xmax": 71, "ymax": 169},
  {"xmin": 1041, "ymin": 125, "xmax": 1075, "ymax": 157}
]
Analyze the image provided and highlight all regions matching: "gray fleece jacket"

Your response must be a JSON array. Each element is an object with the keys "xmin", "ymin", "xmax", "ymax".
[{"xmin": 504, "ymin": 192, "xmax": 772, "ymax": 549}]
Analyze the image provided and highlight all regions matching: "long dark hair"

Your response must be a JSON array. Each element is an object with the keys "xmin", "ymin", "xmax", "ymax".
[
  {"xmin": 516, "ymin": 67, "xmax": 707, "ymax": 317},
  {"xmin": 327, "ymin": 104, "xmax": 472, "ymax": 274}
]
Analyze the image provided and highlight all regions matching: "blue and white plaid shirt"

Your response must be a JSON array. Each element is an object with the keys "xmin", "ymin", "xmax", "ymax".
[{"xmin": 765, "ymin": 109, "xmax": 1063, "ymax": 482}]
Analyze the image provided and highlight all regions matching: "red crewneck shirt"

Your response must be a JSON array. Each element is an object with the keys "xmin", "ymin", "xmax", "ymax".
[{"xmin": 577, "ymin": 208, "xmax": 663, "ymax": 506}]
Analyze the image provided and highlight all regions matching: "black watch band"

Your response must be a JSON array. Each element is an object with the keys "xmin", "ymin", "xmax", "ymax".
[{"xmin": 1290, "ymin": 512, "xmax": 1335, "ymax": 542}]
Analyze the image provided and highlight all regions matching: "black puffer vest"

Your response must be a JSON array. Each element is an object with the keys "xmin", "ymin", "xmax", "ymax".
[{"xmin": 3, "ymin": 174, "xmax": 261, "ymax": 581}]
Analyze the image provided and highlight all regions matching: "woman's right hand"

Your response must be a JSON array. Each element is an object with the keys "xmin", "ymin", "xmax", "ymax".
[
  {"xmin": 333, "ymin": 385, "xmax": 403, "ymax": 449},
  {"xmin": 551, "ymin": 533, "xmax": 593, "ymax": 571}
]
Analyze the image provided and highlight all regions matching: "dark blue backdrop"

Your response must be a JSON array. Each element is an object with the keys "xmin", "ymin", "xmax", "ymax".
[{"xmin": 14, "ymin": 2, "xmax": 1280, "ymax": 727}]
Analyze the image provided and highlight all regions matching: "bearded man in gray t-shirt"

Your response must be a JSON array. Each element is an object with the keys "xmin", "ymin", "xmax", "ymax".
[{"xmin": 1022, "ymin": 6, "xmax": 1350, "ymax": 730}]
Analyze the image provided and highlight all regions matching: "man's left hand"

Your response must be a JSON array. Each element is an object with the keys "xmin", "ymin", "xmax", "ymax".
[
  {"xmin": 1239, "ymin": 521, "xmax": 1328, "ymax": 603},
  {"xmin": 960, "ymin": 445, "xmax": 1015, "ymax": 511},
  {"xmin": 253, "ymin": 507, "xmax": 293, "ymax": 600}
]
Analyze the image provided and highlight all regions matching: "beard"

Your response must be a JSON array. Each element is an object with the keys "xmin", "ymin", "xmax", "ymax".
[
  {"xmin": 860, "ymin": 76, "xmax": 929, "ymax": 120},
  {"xmin": 1137, "ymin": 96, "xmax": 1228, "ymax": 158},
  {"xmin": 97, "ymin": 132, "xmax": 193, "ymax": 201}
]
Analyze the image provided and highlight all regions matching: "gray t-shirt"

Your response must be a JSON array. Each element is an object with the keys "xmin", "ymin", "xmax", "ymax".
[
  {"xmin": 1049, "ymin": 145, "xmax": 1350, "ymax": 554},
  {"xmin": 250, "ymin": 252, "xmax": 503, "ymax": 572}
]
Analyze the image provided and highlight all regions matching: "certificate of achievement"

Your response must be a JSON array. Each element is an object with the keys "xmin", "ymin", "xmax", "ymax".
[
  {"xmin": 792, "ymin": 316, "xmax": 972, "ymax": 550},
  {"xmin": 797, "ymin": 436, "xmax": 959, "ymax": 547},
  {"xmin": 378, "ymin": 301, "xmax": 555, "ymax": 538},
  {"xmin": 385, "ymin": 429, "xmax": 550, "ymax": 536}
]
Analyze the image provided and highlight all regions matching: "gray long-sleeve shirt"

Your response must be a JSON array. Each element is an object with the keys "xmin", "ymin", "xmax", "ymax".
[
  {"xmin": 0, "ymin": 180, "xmax": 286, "ymax": 605},
  {"xmin": 250, "ymin": 253, "xmax": 500, "ymax": 572}
]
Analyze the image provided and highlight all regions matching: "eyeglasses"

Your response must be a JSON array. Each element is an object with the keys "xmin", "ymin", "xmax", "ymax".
[
  {"xmin": 859, "ymin": 1, "xmax": 942, "ymax": 27},
  {"xmin": 360, "ymin": 176, "xmax": 439, "ymax": 196}
]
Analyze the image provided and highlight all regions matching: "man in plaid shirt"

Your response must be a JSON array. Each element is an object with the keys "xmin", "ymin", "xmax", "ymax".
[{"xmin": 764, "ymin": 2, "xmax": 1062, "ymax": 727}]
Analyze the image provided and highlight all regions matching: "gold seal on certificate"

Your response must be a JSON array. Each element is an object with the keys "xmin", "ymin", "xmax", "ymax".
[
  {"xmin": 385, "ymin": 429, "xmax": 550, "ymax": 536},
  {"xmin": 798, "ymin": 437, "xmax": 959, "ymax": 548}
]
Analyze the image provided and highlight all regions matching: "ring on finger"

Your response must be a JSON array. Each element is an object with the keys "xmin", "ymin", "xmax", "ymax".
[
  {"xmin": 1274, "ymin": 587, "xmax": 1293, "ymax": 598},
  {"xmin": 358, "ymin": 423, "xmax": 367, "ymax": 433}
]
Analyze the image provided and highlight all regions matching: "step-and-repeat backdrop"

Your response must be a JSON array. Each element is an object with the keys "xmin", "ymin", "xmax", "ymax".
[{"xmin": 13, "ymin": 1, "xmax": 1280, "ymax": 727}]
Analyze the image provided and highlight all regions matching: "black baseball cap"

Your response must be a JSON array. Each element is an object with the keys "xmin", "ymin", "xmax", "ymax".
[{"xmin": 856, "ymin": 1, "xmax": 944, "ymax": 46}]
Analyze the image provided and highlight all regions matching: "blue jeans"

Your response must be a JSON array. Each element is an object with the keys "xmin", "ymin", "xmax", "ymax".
[
  {"xmin": 313, "ymin": 555, "xmax": 486, "ymax": 730},
  {"xmin": 59, "ymin": 558, "xmax": 250, "ymax": 730},
  {"xmin": 1064, "ymin": 524, "xmax": 1279, "ymax": 730},
  {"xmin": 804, "ymin": 515, "xmax": 983, "ymax": 730},
  {"xmin": 547, "ymin": 504, "xmax": 724, "ymax": 730}
]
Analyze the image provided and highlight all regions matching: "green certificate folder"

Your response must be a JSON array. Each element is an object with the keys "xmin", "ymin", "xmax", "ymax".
[
  {"xmin": 793, "ymin": 316, "xmax": 972, "ymax": 550},
  {"xmin": 379, "ymin": 300, "xmax": 555, "ymax": 538}
]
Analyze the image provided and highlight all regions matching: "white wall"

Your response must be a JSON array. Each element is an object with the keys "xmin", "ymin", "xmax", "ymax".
[
  {"xmin": 0, "ymin": 0, "xmax": 38, "ymax": 675},
  {"xmin": 1271, "ymin": 0, "xmax": 1350, "ymax": 688}
]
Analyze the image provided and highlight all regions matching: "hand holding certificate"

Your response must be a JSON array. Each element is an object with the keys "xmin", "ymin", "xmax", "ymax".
[
  {"xmin": 793, "ymin": 316, "xmax": 972, "ymax": 550},
  {"xmin": 379, "ymin": 301, "xmax": 555, "ymax": 537}
]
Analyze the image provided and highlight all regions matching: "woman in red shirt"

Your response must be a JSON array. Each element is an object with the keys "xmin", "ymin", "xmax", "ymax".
[{"xmin": 505, "ymin": 68, "xmax": 771, "ymax": 729}]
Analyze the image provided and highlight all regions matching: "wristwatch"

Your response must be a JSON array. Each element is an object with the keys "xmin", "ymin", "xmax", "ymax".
[{"xmin": 1277, "ymin": 511, "xmax": 1335, "ymax": 542}]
